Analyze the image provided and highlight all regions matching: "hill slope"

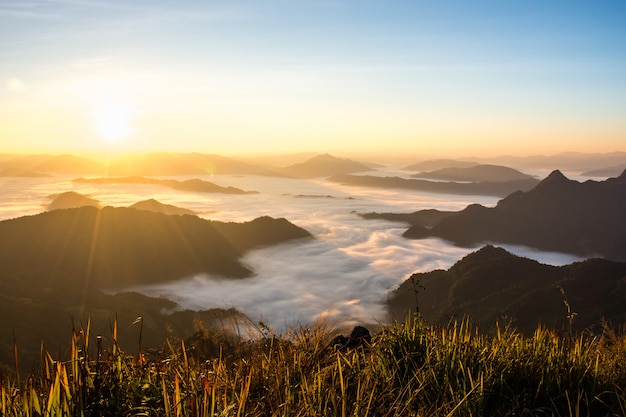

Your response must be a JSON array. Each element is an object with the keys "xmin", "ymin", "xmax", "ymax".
[
  {"xmin": 0, "ymin": 206, "xmax": 312, "ymax": 289},
  {"xmin": 388, "ymin": 245, "xmax": 626, "ymax": 333},
  {"xmin": 0, "ymin": 207, "xmax": 311, "ymax": 372},
  {"xmin": 404, "ymin": 170, "xmax": 626, "ymax": 260}
]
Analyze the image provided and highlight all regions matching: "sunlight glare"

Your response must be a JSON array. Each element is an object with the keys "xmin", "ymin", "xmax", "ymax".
[{"xmin": 93, "ymin": 103, "xmax": 132, "ymax": 142}]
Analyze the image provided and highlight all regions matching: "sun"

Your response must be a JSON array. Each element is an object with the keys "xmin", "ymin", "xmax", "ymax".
[{"xmin": 92, "ymin": 102, "xmax": 133, "ymax": 143}]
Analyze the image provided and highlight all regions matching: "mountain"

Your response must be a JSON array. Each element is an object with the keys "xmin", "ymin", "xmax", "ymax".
[
  {"xmin": 74, "ymin": 176, "xmax": 257, "ymax": 194},
  {"xmin": 105, "ymin": 152, "xmax": 286, "ymax": 176},
  {"xmin": 357, "ymin": 209, "xmax": 456, "ymax": 227},
  {"xmin": 402, "ymin": 159, "xmax": 478, "ymax": 171},
  {"xmin": 0, "ymin": 207, "xmax": 311, "ymax": 372},
  {"xmin": 464, "ymin": 151, "xmax": 626, "ymax": 172},
  {"xmin": 0, "ymin": 206, "xmax": 312, "ymax": 289},
  {"xmin": 412, "ymin": 164, "xmax": 535, "ymax": 183},
  {"xmin": 403, "ymin": 170, "xmax": 626, "ymax": 260},
  {"xmin": 329, "ymin": 174, "xmax": 539, "ymax": 197},
  {"xmin": 0, "ymin": 154, "xmax": 102, "ymax": 176},
  {"xmin": 280, "ymin": 154, "xmax": 372, "ymax": 178},
  {"xmin": 0, "ymin": 286, "xmax": 251, "ymax": 375},
  {"xmin": 130, "ymin": 199, "xmax": 197, "ymax": 216},
  {"xmin": 581, "ymin": 164, "xmax": 626, "ymax": 178},
  {"xmin": 0, "ymin": 169, "xmax": 50, "ymax": 177},
  {"xmin": 46, "ymin": 191, "xmax": 101, "ymax": 211},
  {"xmin": 388, "ymin": 245, "xmax": 626, "ymax": 333},
  {"xmin": 0, "ymin": 152, "xmax": 288, "ymax": 177}
]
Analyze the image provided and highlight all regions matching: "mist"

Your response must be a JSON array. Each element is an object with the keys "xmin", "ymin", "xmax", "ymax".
[{"xmin": 1, "ymin": 171, "xmax": 584, "ymax": 332}]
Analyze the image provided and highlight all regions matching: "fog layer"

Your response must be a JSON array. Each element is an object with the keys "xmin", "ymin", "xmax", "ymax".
[{"xmin": 1, "ymin": 171, "xmax": 583, "ymax": 331}]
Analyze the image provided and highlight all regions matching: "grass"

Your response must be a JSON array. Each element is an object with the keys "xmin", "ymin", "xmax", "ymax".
[{"xmin": 1, "ymin": 315, "xmax": 625, "ymax": 416}]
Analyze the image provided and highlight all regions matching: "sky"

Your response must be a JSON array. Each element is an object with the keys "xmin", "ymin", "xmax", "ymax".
[{"xmin": 1, "ymin": 0, "xmax": 625, "ymax": 157}]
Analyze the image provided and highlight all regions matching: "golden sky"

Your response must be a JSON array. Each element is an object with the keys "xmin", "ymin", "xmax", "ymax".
[{"xmin": 2, "ymin": 1, "xmax": 625, "ymax": 157}]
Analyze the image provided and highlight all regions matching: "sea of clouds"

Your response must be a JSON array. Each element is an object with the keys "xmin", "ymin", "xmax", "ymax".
[{"xmin": 0, "ymin": 170, "xmax": 584, "ymax": 332}]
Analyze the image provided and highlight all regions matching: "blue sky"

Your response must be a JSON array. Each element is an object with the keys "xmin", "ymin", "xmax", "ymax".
[{"xmin": 1, "ymin": 0, "xmax": 625, "ymax": 156}]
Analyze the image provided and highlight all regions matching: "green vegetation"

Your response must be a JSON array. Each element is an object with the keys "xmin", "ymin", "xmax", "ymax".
[
  {"xmin": 389, "ymin": 246, "xmax": 626, "ymax": 335},
  {"xmin": 2, "ymin": 315, "xmax": 625, "ymax": 416}
]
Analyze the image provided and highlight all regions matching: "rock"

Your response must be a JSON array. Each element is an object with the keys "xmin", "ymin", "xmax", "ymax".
[{"xmin": 328, "ymin": 326, "xmax": 371, "ymax": 350}]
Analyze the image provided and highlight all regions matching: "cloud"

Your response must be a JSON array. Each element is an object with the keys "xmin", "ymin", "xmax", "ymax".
[
  {"xmin": 494, "ymin": 243, "xmax": 583, "ymax": 266},
  {"xmin": 120, "ymin": 176, "xmax": 497, "ymax": 332},
  {"xmin": 2, "ymin": 172, "xmax": 583, "ymax": 333}
]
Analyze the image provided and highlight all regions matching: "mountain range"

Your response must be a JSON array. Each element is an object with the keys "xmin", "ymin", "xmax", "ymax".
[
  {"xmin": 47, "ymin": 192, "xmax": 198, "ymax": 215},
  {"xmin": 73, "ymin": 176, "xmax": 256, "ymax": 194},
  {"xmin": 0, "ymin": 207, "xmax": 311, "ymax": 372},
  {"xmin": 404, "ymin": 170, "xmax": 626, "ymax": 260},
  {"xmin": 2, "ymin": 151, "xmax": 625, "ymax": 178},
  {"xmin": 329, "ymin": 173, "xmax": 539, "ymax": 197},
  {"xmin": 0, "ymin": 152, "xmax": 373, "ymax": 178},
  {"xmin": 412, "ymin": 164, "xmax": 536, "ymax": 183},
  {"xmin": 402, "ymin": 159, "xmax": 478, "ymax": 171}
]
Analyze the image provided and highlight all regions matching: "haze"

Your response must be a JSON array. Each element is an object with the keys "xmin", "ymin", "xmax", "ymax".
[
  {"xmin": 2, "ymin": 1, "xmax": 625, "ymax": 158},
  {"xmin": 1, "ymin": 167, "xmax": 589, "ymax": 331}
]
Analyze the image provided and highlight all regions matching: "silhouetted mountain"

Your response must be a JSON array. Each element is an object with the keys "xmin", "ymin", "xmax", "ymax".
[
  {"xmin": 105, "ymin": 152, "xmax": 286, "ymax": 176},
  {"xmin": 0, "ymin": 169, "xmax": 50, "ymax": 177},
  {"xmin": 388, "ymin": 245, "xmax": 626, "ymax": 334},
  {"xmin": 0, "ymin": 154, "xmax": 102, "ymax": 176},
  {"xmin": 402, "ymin": 159, "xmax": 477, "ymax": 171},
  {"xmin": 582, "ymin": 164, "xmax": 626, "ymax": 178},
  {"xmin": 0, "ymin": 206, "xmax": 312, "ymax": 289},
  {"xmin": 74, "ymin": 176, "xmax": 257, "ymax": 194},
  {"xmin": 329, "ymin": 174, "xmax": 539, "ymax": 197},
  {"xmin": 0, "ymin": 285, "xmax": 250, "ymax": 375},
  {"xmin": 0, "ymin": 206, "xmax": 310, "ymax": 370},
  {"xmin": 412, "ymin": 164, "xmax": 535, "ymax": 183},
  {"xmin": 0, "ymin": 152, "xmax": 290, "ymax": 177},
  {"xmin": 129, "ymin": 199, "xmax": 197, "ymax": 216},
  {"xmin": 471, "ymin": 151, "xmax": 626, "ymax": 172},
  {"xmin": 46, "ymin": 191, "xmax": 101, "ymax": 211},
  {"xmin": 404, "ymin": 170, "xmax": 626, "ymax": 260},
  {"xmin": 357, "ymin": 209, "xmax": 456, "ymax": 227},
  {"xmin": 280, "ymin": 154, "xmax": 372, "ymax": 178}
]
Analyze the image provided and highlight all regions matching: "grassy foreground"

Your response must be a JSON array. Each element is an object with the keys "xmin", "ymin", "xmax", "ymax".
[{"xmin": 1, "ymin": 316, "xmax": 625, "ymax": 416}]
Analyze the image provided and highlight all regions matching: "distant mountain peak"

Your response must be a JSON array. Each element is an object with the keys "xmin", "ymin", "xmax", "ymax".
[
  {"xmin": 281, "ymin": 154, "xmax": 371, "ymax": 178},
  {"xmin": 452, "ymin": 245, "xmax": 514, "ymax": 268},
  {"xmin": 405, "ymin": 167, "xmax": 626, "ymax": 260},
  {"xmin": 47, "ymin": 191, "xmax": 101, "ymax": 211},
  {"xmin": 533, "ymin": 169, "xmax": 573, "ymax": 190},
  {"xmin": 545, "ymin": 169, "xmax": 568, "ymax": 182},
  {"xmin": 129, "ymin": 199, "xmax": 197, "ymax": 216}
]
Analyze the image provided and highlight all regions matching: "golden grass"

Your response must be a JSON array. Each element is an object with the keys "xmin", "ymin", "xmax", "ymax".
[{"xmin": 1, "ymin": 315, "xmax": 625, "ymax": 416}]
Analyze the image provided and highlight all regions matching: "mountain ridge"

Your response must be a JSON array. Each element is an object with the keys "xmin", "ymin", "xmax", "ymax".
[
  {"xmin": 412, "ymin": 164, "xmax": 535, "ymax": 183},
  {"xmin": 404, "ymin": 169, "xmax": 626, "ymax": 260},
  {"xmin": 388, "ymin": 245, "xmax": 626, "ymax": 333},
  {"xmin": 280, "ymin": 154, "xmax": 372, "ymax": 178},
  {"xmin": 0, "ymin": 206, "xmax": 312, "ymax": 289}
]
